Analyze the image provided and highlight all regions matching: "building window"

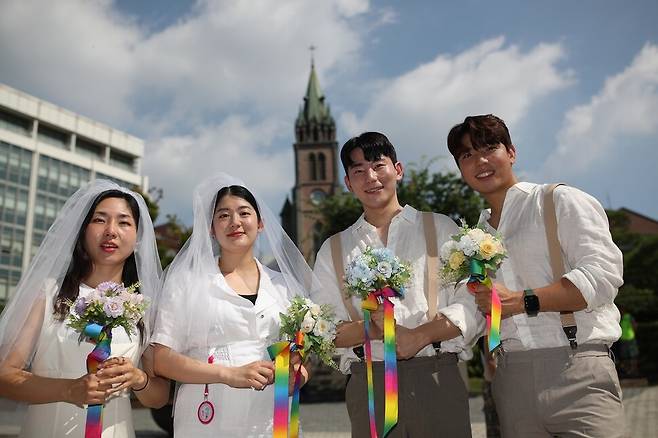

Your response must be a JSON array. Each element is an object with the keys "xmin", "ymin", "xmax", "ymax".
[
  {"xmin": 95, "ymin": 173, "xmax": 132, "ymax": 188},
  {"xmin": 37, "ymin": 124, "xmax": 69, "ymax": 150},
  {"xmin": 317, "ymin": 152, "xmax": 326, "ymax": 180},
  {"xmin": 0, "ymin": 108, "xmax": 32, "ymax": 137},
  {"xmin": 76, "ymin": 138, "xmax": 104, "ymax": 161},
  {"xmin": 109, "ymin": 150, "xmax": 135, "ymax": 172},
  {"xmin": 309, "ymin": 153, "xmax": 317, "ymax": 181}
]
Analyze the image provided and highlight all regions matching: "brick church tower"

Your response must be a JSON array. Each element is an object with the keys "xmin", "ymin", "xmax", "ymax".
[{"xmin": 280, "ymin": 62, "xmax": 340, "ymax": 262}]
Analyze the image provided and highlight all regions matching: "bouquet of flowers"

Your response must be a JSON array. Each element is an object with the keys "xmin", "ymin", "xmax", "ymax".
[
  {"xmin": 439, "ymin": 223, "xmax": 506, "ymax": 284},
  {"xmin": 440, "ymin": 221, "xmax": 506, "ymax": 352},
  {"xmin": 344, "ymin": 246, "xmax": 411, "ymax": 300},
  {"xmin": 278, "ymin": 296, "xmax": 338, "ymax": 369},
  {"xmin": 343, "ymin": 246, "xmax": 411, "ymax": 438},
  {"xmin": 268, "ymin": 297, "xmax": 338, "ymax": 438},
  {"xmin": 66, "ymin": 281, "xmax": 148, "ymax": 438},
  {"xmin": 67, "ymin": 281, "xmax": 148, "ymax": 340}
]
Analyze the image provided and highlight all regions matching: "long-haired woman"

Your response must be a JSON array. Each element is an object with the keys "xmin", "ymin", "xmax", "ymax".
[{"xmin": 0, "ymin": 180, "xmax": 169, "ymax": 437}]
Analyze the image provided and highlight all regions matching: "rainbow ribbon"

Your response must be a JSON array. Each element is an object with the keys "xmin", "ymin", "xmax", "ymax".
[
  {"xmin": 361, "ymin": 287, "xmax": 400, "ymax": 438},
  {"xmin": 267, "ymin": 331, "xmax": 305, "ymax": 438},
  {"xmin": 83, "ymin": 323, "xmax": 112, "ymax": 438},
  {"xmin": 468, "ymin": 259, "xmax": 501, "ymax": 352}
]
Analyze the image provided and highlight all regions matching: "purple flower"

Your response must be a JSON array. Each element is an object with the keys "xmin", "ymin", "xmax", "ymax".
[
  {"xmin": 74, "ymin": 298, "xmax": 88, "ymax": 315},
  {"xmin": 103, "ymin": 297, "xmax": 125, "ymax": 318},
  {"xmin": 97, "ymin": 281, "xmax": 121, "ymax": 296}
]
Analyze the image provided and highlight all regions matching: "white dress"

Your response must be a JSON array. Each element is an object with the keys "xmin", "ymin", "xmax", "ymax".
[
  {"xmin": 152, "ymin": 261, "xmax": 295, "ymax": 437},
  {"xmin": 20, "ymin": 284, "xmax": 140, "ymax": 438}
]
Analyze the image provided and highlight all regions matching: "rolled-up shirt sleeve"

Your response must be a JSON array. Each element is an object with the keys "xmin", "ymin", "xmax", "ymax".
[
  {"xmin": 438, "ymin": 282, "xmax": 485, "ymax": 359},
  {"xmin": 555, "ymin": 186, "xmax": 624, "ymax": 311},
  {"xmin": 311, "ymin": 238, "xmax": 350, "ymax": 323}
]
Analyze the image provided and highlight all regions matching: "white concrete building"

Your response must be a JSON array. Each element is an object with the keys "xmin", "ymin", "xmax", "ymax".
[{"xmin": 0, "ymin": 83, "xmax": 146, "ymax": 301}]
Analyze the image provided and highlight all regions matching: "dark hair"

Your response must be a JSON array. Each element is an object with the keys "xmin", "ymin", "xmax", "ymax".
[
  {"xmin": 340, "ymin": 132, "xmax": 398, "ymax": 175},
  {"xmin": 54, "ymin": 190, "xmax": 141, "ymax": 331},
  {"xmin": 213, "ymin": 185, "xmax": 261, "ymax": 221},
  {"xmin": 447, "ymin": 114, "xmax": 513, "ymax": 165}
]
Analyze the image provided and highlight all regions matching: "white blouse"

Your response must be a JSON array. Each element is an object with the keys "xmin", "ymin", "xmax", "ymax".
[
  {"xmin": 151, "ymin": 260, "xmax": 296, "ymax": 437},
  {"xmin": 478, "ymin": 182, "xmax": 623, "ymax": 351}
]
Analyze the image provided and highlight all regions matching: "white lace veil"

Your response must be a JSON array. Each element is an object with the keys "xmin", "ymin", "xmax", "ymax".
[
  {"xmin": 154, "ymin": 172, "xmax": 313, "ymax": 354},
  {"xmin": 0, "ymin": 179, "xmax": 162, "ymax": 372}
]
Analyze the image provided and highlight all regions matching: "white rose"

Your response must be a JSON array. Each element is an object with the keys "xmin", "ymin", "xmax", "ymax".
[
  {"xmin": 313, "ymin": 318, "xmax": 330, "ymax": 338},
  {"xmin": 458, "ymin": 235, "xmax": 478, "ymax": 257},
  {"xmin": 467, "ymin": 228, "xmax": 487, "ymax": 243},
  {"xmin": 440, "ymin": 240, "xmax": 458, "ymax": 261},
  {"xmin": 300, "ymin": 313, "xmax": 316, "ymax": 333},
  {"xmin": 309, "ymin": 304, "xmax": 321, "ymax": 317}
]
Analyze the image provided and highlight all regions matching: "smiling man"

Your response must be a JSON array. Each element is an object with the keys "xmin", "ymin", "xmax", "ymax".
[
  {"xmin": 311, "ymin": 132, "xmax": 481, "ymax": 437},
  {"xmin": 447, "ymin": 114, "xmax": 626, "ymax": 437}
]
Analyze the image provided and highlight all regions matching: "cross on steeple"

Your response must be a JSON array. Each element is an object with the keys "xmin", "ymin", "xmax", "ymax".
[{"xmin": 309, "ymin": 44, "xmax": 316, "ymax": 67}]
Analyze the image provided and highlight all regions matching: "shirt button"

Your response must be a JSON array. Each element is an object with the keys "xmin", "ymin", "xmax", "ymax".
[{"xmin": 260, "ymin": 314, "xmax": 264, "ymax": 319}]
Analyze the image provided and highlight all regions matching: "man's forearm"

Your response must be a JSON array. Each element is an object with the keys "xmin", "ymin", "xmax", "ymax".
[
  {"xmin": 334, "ymin": 320, "xmax": 384, "ymax": 348},
  {"xmin": 413, "ymin": 316, "xmax": 461, "ymax": 345}
]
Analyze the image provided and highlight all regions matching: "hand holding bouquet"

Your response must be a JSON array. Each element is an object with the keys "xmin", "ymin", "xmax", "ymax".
[
  {"xmin": 66, "ymin": 281, "xmax": 148, "ymax": 438},
  {"xmin": 344, "ymin": 246, "xmax": 411, "ymax": 301},
  {"xmin": 343, "ymin": 246, "xmax": 411, "ymax": 438},
  {"xmin": 440, "ymin": 222, "xmax": 506, "ymax": 351},
  {"xmin": 278, "ymin": 296, "xmax": 338, "ymax": 369},
  {"xmin": 268, "ymin": 297, "xmax": 338, "ymax": 438}
]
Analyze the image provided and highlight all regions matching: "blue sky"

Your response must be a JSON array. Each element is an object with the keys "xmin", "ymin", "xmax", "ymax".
[{"xmin": 1, "ymin": 0, "xmax": 657, "ymax": 223}]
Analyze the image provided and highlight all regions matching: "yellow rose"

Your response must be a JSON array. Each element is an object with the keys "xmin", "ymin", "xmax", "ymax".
[
  {"xmin": 448, "ymin": 251, "xmax": 466, "ymax": 270},
  {"xmin": 479, "ymin": 238, "xmax": 497, "ymax": 260}
]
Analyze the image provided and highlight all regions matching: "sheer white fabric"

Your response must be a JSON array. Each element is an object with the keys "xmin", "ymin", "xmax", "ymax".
[
  {"xmin": 153, "ymin": 173, "xmax": 313, "ymax": 354},
  {"xmin": 0, "ymin": 179, "xmax": 162, "ymax": 371},
  {"xmin": 157, "ymin": 261, "xmax": 295, "ymax": 436},
  {"xmin": 151, "ymin": 172, "xmax": 314, "ymax": 436},
  {"xmin": 19, "ymin": 285, "xmax": 139, "ymax": 438},
  {"xmin": 0, "ymin": 180, "xmax": 162, "ymax": 436}
]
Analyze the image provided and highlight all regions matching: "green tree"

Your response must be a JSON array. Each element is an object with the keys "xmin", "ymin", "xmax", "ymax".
[
  {"xmin": 131, "ymin": 186, "xmax": 162, "ymax": 223},
  {"xmin": 157, "ymin": 214, "xmax": 192, "ymax": 268},
  {"xmin": 315, "ymin": 159, "xmax": 485, "ymax": 243}
]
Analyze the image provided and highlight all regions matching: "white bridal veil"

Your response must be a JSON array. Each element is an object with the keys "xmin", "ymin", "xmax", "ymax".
[
  {"xmin": 0, "ymin": 180, "xmax": 162, "ymax": 372},
  {"xmin": 154, "ymin": 172, "xmax": 314, "ymax": 354}
]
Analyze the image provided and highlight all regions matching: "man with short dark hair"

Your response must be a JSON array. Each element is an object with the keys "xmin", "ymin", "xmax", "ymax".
[
  {"xmin": 311, "ymin": 131, "xmax": 481, "ymax": 437},
  {"xmin": 447, "ymin": 114, "xmax": 626, "ymax": 437}
]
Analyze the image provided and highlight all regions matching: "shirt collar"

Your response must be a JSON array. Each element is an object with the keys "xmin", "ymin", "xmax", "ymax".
[
  {"xmin": 478, "ymin": 181, "xmax": 536, "ymax": 226},
  {"xmin": 352, "ymin": 204, "xmax": 418, "ymax": 233}
]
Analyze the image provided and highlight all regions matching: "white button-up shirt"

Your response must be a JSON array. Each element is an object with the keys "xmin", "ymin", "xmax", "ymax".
[
  {"xmin": 312, "ymin": 205, "xmax": 483, "ymax": 373},
  {"xmin": 479, "ymin": 182, "xmax": 623, "ymax": 352}
]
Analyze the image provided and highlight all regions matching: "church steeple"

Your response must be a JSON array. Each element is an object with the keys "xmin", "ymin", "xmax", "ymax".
[
  {"xmin": 295, "ymin": 64, "xmax": 335, "ymax": 143},
  {"xmin": 281, "ymin": 57, "xmax": 340, "ymax": 262}
]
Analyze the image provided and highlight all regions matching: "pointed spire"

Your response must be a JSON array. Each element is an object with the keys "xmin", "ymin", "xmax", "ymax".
[{"xmin": 295, "ymin": 53, "xmax": 336, "ymax": 142}]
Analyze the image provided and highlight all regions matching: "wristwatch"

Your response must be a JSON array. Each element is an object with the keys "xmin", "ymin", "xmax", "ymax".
[{"xmin": 523, "ymin": 288, "xmax": 540, "ymax": 317}]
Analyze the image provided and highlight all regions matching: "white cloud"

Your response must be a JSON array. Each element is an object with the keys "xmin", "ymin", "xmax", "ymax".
[
  {"xmin": 144, "ymin": 116, "xmax": 293, "ymax": 223},
  {"xmin": 0, "ymin": 0, "xmax": 380, "ymax": 221},
  {"xmin": 541, "ymin": 43, "xmax": 658, "ymax": 179},
  {"xmin": 341, "ymin": 36, "xmax": 574, "ymax": 165},
  {"xmin": 134, "ymin": 0, "xmax": 368, "ymax": 124},
  {"xmin": 0, "ymin": 0, "xmax": 140, "ymax": 125}
]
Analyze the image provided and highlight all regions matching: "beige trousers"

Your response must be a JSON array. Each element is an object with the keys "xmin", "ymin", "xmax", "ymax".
[
  {"xmin": 346, "ymin": 354, "xmax": 472, "ymax": 438},
  {"xmin": 492, "ymin": 344, "xmax": 625, "ymax": 438}
]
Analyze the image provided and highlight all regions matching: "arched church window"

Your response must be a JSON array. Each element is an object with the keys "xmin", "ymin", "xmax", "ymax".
[
  {"xmin": 318, "ymin": 152, "xmax": 326, "ymax": 180},
  {"xmin": 309, "ymin": 153, "xmax": 317, "ymax": 180}
]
